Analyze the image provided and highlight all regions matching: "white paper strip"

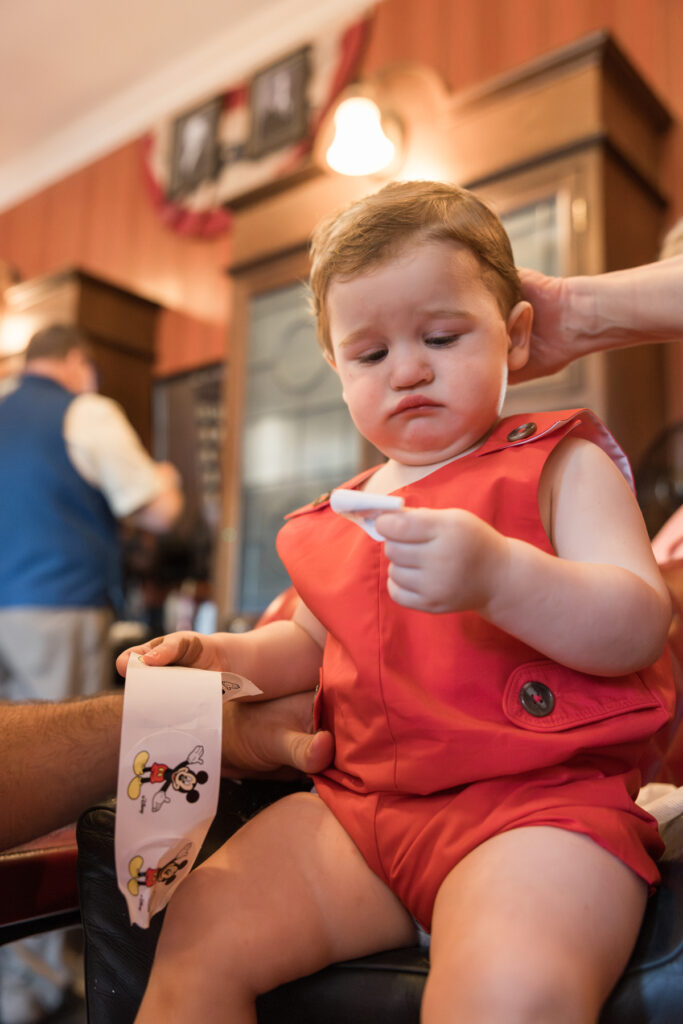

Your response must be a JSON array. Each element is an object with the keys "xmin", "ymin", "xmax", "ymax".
[{"xmin": 115, "ymin": 653, "xmax": 261, "ymax": 928}]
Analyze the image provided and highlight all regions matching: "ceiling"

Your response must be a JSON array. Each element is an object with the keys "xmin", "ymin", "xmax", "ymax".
[{"xmin": 0, "ymin": 0, "xmax": 371, "ymax": 213}]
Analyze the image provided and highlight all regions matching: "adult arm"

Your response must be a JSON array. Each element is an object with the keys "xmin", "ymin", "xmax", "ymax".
[
  {"xmin": 1, "ymin": 693, "xmax": 122, "ymax": 850},
  {"xmin": 125, "ymin": 461, "xmax": 184, "ymax": 533},
  {"xmin": 64, "ymin": 393, "xmax": 184, "ymax": 532},
  {"xmin": 0, "ymin": 689, "xmax": 331, "ymax": 851},
  {"xmin": 512, "ymin": 255, "xmax": 683, "ymax": 383}
]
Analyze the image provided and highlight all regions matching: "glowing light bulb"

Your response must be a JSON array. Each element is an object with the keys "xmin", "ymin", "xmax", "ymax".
[{"xmin": 325, "ymin": 96, "xmax": 397, "ymax": 176}]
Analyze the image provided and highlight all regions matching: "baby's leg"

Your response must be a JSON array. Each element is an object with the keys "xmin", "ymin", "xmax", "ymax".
[
  {"xmin": 422, "ymin": 826, "xmax": 647, "ymax": 1024},
  {"xmin": 134, "ymin": 791, "xmax": 416, "ymax": 1024}
]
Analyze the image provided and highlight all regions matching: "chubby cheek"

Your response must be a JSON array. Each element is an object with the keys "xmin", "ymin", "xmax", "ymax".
[{"xmin": 341, "ymin": 379, "xmax": 383, "ymax": 438}]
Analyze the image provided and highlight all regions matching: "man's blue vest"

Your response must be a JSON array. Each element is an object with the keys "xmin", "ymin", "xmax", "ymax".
[{"xmin": 0, "ymin": 374, "xmax": 122, "ymax": 608}]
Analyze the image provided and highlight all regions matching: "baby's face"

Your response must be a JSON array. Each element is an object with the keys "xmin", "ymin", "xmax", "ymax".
[{"xmin": 325, "ymin": 240, "xmax": 529, "ymax": 467}]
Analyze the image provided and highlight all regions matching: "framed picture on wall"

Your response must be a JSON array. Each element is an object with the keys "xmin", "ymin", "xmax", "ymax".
[
  {"xmin": 168, "ymin": 97, "xmax": 223, "ymax": 199},
  {"xmin": 246, "ymin": 47, "xmax": 311, "ymax": 159}
]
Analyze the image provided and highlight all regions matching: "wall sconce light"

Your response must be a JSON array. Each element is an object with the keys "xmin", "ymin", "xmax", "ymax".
[
  {"xmin": 325, "ymin": 94, "xmax": 402, "ymax": 177},
  {"xmin": 315, "ymin": 63, "xmax": 450, "ymax": 182}
]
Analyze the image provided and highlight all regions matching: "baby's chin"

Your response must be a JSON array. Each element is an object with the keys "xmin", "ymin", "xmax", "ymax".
[{"xmin": 393, "ymin": 434, "xmax": 491, "ymax": 468}]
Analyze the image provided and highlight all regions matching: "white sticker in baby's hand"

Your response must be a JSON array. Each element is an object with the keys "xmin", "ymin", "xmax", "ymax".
[{"xmin": 330, "ymin": 489, "xmax": 404, "ymax": 542}]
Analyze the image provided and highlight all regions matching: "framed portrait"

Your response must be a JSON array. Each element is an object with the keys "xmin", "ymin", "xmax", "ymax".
[
  {"xmin": 168, "ymin": 97, "xmax": 223, "ymax": 200},
  {"xmin": 247, "ymin": 47, "xmax": 311, "ymax": 159}
]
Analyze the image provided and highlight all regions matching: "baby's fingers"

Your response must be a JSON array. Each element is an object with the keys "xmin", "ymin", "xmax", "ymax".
[
  {"xmin": 115, "ymin": 636, "xmax": 164, "ymax": 677},
  {"xmin": 140, "ymin": 632, "xmax": 206, "ymax": 667},
  {"xmin": 115, "ymin": 632, "xmax": 206, "ymax": 677},
  {"xmin": 375, "ymin": 508, "xmax": 433, "ymax": 542},
  {"xmin": 383, "ymin": 539, "xmax": 424, "ymax": 568}
]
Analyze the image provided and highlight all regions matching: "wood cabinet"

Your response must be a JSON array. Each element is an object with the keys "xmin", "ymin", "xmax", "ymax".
[
  {"xmin": 218, "ymin": 32, "xmax": 672, "ymax": 622},
  {"xmin": 1, "ymin": 268, "xmax": 159, "ymax": 449},
  {"xmin": 446, "ymin": 30, "xmax": 671, "ymax": 468}
]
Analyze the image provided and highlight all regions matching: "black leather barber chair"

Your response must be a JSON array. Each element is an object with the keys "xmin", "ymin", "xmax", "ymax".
[{"xmin": 77, "ymin": 778, "xmax": 683, "ymax": 1024}]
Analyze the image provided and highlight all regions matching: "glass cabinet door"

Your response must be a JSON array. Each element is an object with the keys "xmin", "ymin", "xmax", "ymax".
[{"xmin": 237, "ymin": 279, "xmax": 361, "ymax": 612}]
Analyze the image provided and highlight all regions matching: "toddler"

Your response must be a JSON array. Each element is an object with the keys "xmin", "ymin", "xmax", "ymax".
[{"xmin": 124, "ymin": 181, "xmax": 675, "ymax": 1024}]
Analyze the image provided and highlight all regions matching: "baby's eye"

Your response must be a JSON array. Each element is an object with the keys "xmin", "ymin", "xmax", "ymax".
[
  {"xmin": 357, "ymin": 348, "xmax": 387, "ymax": 364},
  {"xmin": 425, "ymin": 333, "xmax": 460, "ymax": 347}
]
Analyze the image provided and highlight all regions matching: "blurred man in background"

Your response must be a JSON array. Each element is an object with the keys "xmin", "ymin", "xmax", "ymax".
[
  {"xmin": 0, "ymin": 323, "xmax": 183, "ymax": 703},
  {"xmin": 0, "ymin": 322, "xmax": 183, "ymax": 1023}
]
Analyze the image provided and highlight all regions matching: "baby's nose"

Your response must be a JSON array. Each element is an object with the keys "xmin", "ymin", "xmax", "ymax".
[{"xmin": 391, "ymin": 352, "xmax": 434, "ymax": 387}]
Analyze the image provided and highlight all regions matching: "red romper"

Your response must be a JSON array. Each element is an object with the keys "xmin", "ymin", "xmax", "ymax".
[{"xmin": 276, "ymin": 410, "xmax": 676, "ymax": 930}]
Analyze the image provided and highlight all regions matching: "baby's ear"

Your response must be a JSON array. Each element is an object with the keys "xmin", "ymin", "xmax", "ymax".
[
  {"xmin": 324, "ymin": 349, "xmax": 338, "ymax": 372},
  {"xmin": 506, "ymin": 300, "xmax": 532, "ymax": 371}
]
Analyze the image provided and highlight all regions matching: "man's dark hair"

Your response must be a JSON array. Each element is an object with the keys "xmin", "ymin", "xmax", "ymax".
[{"xmin": 24, "ymin": 324, "xmax": 91, "ymax": 362}]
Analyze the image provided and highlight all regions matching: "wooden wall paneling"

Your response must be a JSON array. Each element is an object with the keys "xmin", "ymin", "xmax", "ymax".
[
  {"xmin": 195, "ymin": 319, "xmax": 227, "ymax": 370},
  {"xmin": 42, "ymin": 170, "xmax": 89, "ymax": 271},
  {"xmin": 362, "ymin": 0, "xmax": 427, "ymax": 74},
  {"xmin": 182, "ymin": 316, "xmax": 206, "ymax": 377},
  {"xmin": 111, "ymin": 141, "xmax": 169, "ymax": 300},
  {"xmin": 3, "ymin": 192, "xmax": 49, "ymax": 281},
  {"xmin": 611, "ymin": 0, "xmax": 664, "ymax": 81},
  {"xmin": 156, "ymin": 309, "xmax": 191, "ymax": 377},
  {"xmin": 94, "ymin": 143, "xmax": 141, "ymax": 283},
  {"xmin": 118, "ymin": 148, "xmax": 162, "ymax": 303},
  {"xmin": 172, "ymin": 226, "xmax": 232, "ymax": 327},
  {"xmin": 80, "ymin": 152, "xmax": 119, "ymax": 277}
]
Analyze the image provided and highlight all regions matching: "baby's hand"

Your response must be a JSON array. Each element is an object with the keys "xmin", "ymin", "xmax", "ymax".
[
  {"xmin": 115, "ymin": 630, "xmax": 226, "ymax": 678},
  {"xmin": 375, "ymin": 507, "xmax": 507, "ymax": 614}
]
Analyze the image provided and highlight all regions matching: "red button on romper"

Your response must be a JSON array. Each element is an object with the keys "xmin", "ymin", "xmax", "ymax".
[{"xmin": 277, "ymin": 409, "xmax": 675, "ymax": 930}]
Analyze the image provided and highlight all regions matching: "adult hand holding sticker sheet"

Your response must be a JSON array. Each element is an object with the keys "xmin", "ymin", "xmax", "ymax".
[
  {"xmin": 115, "ymin": 654, "xmax": 262, "ymax": 928},
  {"xmin": 330, "ymin": 488, "xmax": 404, "ymax": 541}
]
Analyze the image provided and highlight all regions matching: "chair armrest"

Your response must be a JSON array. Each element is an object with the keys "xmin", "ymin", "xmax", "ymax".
[{"xmin": 0, "ymin": 824, "xmax": 80, "ymax": 945}]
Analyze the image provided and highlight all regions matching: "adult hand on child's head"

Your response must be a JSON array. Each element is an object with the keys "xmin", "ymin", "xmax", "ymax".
[
  {"xmin": 115, "ymin": 630, "xmax": 226, "ymax": 678},
  {"xmin": 376, "ymin": 506, "xmax": 505, "ymax": 615},
  {"xmin": 511, "ymin": 268, "xmax": 575, "ymax": 384},
  {"xmin": 221, "ymin": 691, "xmax": 334, "ymax": 778}
]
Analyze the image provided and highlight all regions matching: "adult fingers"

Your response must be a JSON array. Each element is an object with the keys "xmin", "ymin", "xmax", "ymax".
[{"xmin": 285, "ymin": 728, "xmax": 335, "ymax": 775}]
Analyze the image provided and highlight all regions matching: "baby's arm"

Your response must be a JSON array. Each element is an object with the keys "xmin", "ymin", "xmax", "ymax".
[
  {"xmin": 116, "ymin": 604, "xmax": 325, "ymax": 700},
  {"xmin": 376, "ymin": 437, "xmax": 671, "ymax": 676}
]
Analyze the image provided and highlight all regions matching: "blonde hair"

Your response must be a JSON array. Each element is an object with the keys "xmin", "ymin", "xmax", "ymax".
[{"xmin": 309, "ymin": 180, "xmax": 521, "ymax": 355}]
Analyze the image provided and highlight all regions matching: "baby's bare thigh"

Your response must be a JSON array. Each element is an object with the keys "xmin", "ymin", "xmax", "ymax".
[
  {"xmin": 159, "ymin": 791, "xmax": 416, "ymax": 995},
  {"xmin": 424, "ymin": 826, "xmax": 647, "ymax": 1024}
]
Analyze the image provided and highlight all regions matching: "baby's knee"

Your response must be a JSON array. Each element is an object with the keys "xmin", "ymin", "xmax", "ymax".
[{"xmin": 423, "ymin": 954, "xmax": 594, "ymax": 1023}]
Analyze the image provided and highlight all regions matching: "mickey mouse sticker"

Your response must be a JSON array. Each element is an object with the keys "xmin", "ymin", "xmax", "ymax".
[
  {"xmin": 127, "ymin": 744, "xmax": 209, "ymax": 812},
  {"xmin": 127, "ymin": 842, "xmax": 192, "ymax": 897}
]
